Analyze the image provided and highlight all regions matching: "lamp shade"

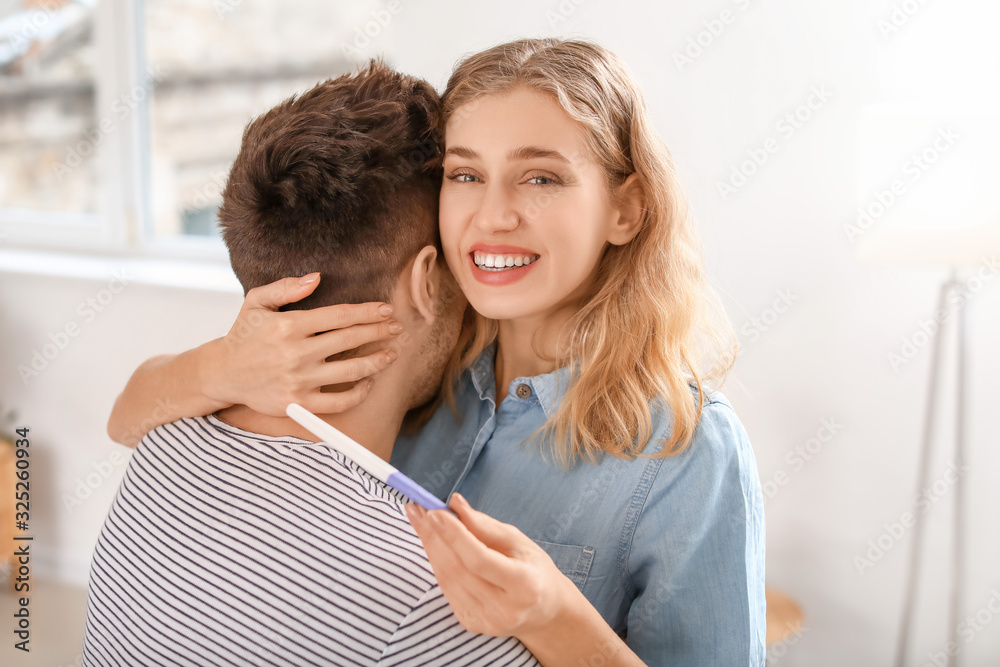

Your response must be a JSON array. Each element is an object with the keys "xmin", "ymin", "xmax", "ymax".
[
  {"xmin": 853, "ymin": 105, "xmax": 1000, "ymax": 268},
  {"xmin": 856, "ymin": 216, "xmax": 1000, "ymax": 268}
]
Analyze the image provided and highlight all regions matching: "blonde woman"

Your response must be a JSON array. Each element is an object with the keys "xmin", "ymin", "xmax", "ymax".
[{"xmin": 109, "ymin": 39, "xmax": 765, "ymax": 666}]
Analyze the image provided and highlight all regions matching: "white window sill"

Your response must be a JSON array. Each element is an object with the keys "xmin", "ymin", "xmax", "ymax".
[{"xmin": 0, "ymin": 246, "xmax": 242, "ymax": 293}]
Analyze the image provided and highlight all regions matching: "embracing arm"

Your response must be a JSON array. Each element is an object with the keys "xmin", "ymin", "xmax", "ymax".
[
  {"xmin": 517, "ymin": 580, "xmax": 644, "ymax": 667},
  {"xmin": 107, "ymin": 274, "xmax": 402, "ymax": 447},
  {"xmin": 406, "ymin": 494, "xmax": 645, "ymax": 667},
  {"xmin": 107, "ymin": 342, "xmax": 230, "ymax": 447}
]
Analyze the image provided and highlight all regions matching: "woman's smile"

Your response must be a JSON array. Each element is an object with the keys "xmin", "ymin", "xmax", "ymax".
[
  {"xmin": 467, "ymin": 242, "xmax": 542, "ymax": 284},
  {"xmin": 468, "ymin": 250, "xmax": 540, "ymax": 284}
]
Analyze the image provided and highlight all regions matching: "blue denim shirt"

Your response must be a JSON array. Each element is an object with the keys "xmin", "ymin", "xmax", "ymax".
[{"xmin": 391, "ymin": 341, "xmax": 766, "ymax": 666}]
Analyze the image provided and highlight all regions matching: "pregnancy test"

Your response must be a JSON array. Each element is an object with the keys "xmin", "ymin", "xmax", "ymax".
[{"xmin": 286, "ymin": 403, "xmax": 453, "ymax": 514}]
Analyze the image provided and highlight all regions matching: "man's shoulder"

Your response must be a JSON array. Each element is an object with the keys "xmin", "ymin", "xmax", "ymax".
[
  {"xmin": 142, "ymin": 414, "xmax": 309, "ymax": 450},
  {"xmin": 134, "ymin": 415, "xmax": 269, "ymax": 467},
  {"xmin": 139, "ymin": 415, "xmax": 221, "ymax": 450},
  {"xmin": 136, "ymin": 416, "xmax": 413, "ymax": 511}
]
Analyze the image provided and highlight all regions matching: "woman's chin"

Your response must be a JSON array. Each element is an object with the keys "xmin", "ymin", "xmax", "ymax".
[{"xmin": 468, "ymin": 299, "xmax": 532, "ymax": 322}]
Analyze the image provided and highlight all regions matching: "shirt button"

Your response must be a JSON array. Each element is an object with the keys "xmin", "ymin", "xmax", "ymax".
[{"xmin": 515, "ymin": 383, "xmax": 532, "ymax": 399}]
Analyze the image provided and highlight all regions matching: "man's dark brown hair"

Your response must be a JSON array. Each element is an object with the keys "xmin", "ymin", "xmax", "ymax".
[{"xmin": 219, "ymin": 60, "xmax": 443, "ymax": 310}]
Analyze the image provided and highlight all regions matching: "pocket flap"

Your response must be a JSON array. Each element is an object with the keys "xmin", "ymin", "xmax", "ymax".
[{"xmin": 532, "ymin": 539, "xmax": 596, "ymax": 591}]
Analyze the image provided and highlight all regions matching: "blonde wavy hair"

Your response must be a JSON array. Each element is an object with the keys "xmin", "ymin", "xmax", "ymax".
[{"xmin": 429, "ymin": 38, "xmax": 737, "ymax": 467}]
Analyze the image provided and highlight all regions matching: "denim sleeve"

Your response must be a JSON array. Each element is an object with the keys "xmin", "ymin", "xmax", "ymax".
[{"xmin": 624, "ymin": 400, "xmax": 766, "ymax": 667}]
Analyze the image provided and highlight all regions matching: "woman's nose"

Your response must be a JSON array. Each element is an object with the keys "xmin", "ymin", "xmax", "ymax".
[{"xmin": 472, "ymin": 184, "xmax": 520, "ymax": 232}]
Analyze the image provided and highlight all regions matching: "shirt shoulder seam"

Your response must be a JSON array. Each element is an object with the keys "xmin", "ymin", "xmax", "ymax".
[
  {"xmin": 616, "ymin": 455, "xmax": 665, "ymax": 597},
  {"xmin": 615, "ymin": 394, "xmax": 731, "ymax": 596}
]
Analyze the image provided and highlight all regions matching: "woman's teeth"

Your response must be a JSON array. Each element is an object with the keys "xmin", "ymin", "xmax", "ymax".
[{"xmin": 473, "ymin": 252, "xmax": 539, "ymax": 271}]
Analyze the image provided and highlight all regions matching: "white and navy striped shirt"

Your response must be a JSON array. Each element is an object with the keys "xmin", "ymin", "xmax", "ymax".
[{"xmin": 82, "ymin": 415, "xmax": 539, "ymax": 667}]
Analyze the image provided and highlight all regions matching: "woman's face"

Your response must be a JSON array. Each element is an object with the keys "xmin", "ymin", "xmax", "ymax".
[{"xmin": 439, "ymin": 86, "xmax": 628, "ymax": 323}]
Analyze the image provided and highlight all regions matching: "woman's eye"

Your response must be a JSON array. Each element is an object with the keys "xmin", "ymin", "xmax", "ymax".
[
  {"xmin": 526, "ymin": 175, "xmax": 558, "ymax": 185},
  {"xmin": 448, "ymin": 172, "xmax": 481, "ymax": 183}
]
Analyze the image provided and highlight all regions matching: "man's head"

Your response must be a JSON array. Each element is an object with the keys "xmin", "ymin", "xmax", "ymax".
[{"xmin": 219, "ymin": 61, "xmax": 467, "ymax": 411}]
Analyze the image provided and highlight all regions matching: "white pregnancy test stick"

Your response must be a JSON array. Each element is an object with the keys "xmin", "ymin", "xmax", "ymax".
[{"xmin": 286, "ymin": 403, "xmax": 451, "ymax": 513}]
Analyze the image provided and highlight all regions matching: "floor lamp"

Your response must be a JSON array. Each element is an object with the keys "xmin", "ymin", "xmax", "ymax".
[{"xmin": 857, "ymin": 218, "xmax": 1000, "ymax": 667}]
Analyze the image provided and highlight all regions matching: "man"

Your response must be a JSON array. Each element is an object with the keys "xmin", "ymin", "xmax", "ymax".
[{"xmin": 81, "ymin": 61, "xmax": 538, "ymax": 666}]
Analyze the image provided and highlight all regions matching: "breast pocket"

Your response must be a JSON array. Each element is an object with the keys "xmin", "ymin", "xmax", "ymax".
[{"xmin": 532, "ymin": 539, "xmax": 596, "ymax": 591}]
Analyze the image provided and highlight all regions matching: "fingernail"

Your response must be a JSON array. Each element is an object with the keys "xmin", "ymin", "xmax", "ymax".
[
  {"xmin": 379, "ymin": 304, "xmax": 394, "ymax": 316},
  {"xmin": 388, "ymin": 321, "xmax": 404, "ymax": 334},
  {"xmin": 452, "ymin": 492, "xmax": 467, "ymax": 508},
  {"xmin": 367, "ymin": 378, "xmax": 375, "ymax": 390},
  {"xmin": 385, "ymin": 350, "xmax": 398, "ymax": 362},
  {"xmin": 299, "ymin": 273, "xmax": 319, "ymax": 285}
]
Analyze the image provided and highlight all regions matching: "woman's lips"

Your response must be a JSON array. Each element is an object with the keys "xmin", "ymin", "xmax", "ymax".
[
  {"xmin": 469, "ymin": 243, "xmax": 539, "ymax": 256},
  {"xmin": 468, "ymin": 252, "xmax": 539, "ymax": 286}
]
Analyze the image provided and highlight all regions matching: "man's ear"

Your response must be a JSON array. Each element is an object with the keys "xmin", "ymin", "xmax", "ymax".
[
  {"xmin": 408, "ymin": 245, "xmax": 440, "ymax": 324},
  {"xmin": 607, "ymin": 173, "xmax": 647, "ymax": 246}
]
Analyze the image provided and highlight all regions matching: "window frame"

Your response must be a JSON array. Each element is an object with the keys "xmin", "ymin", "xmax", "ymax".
[{"xmin": 0, "ymin": 0, "xmax": 228, "ymax": 261}]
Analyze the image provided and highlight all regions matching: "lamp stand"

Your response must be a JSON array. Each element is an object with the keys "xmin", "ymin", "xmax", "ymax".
[{"xmin": 894, "ymin": 269, "xmax": 969, "ymax": 667}]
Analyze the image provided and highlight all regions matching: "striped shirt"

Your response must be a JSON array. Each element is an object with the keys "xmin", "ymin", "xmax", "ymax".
[{"xmin": 82, "ymin": 415, "xmax": 539, "ymax": 667}]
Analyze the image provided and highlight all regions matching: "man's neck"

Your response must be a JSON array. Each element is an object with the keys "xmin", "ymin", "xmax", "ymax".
[{"xmin": 214, "ymin": 389, "xmax": 406, "ymax": 462}]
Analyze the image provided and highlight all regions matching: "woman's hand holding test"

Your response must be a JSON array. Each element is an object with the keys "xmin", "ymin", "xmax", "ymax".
[{"xmin": 405, "ymin": 493, "xmax": 646, "ymax": 667}]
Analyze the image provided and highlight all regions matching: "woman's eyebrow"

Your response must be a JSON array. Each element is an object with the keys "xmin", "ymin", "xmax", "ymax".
[
  {"xmin": 507, "ymin": 146, "xmax": 570, "ymax": 163},
  {"xmin": 444, "ymin": 145, "xmax": 478, "ymax": 159},
  {"xmin": 443, "ymin": 145, "xmax": 570, "ymax": 163}
]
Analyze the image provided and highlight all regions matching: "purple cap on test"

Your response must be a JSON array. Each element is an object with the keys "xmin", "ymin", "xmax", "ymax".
[{"xmin": 387, "ymin": 472, "xmax": 450, "ymax": 512}]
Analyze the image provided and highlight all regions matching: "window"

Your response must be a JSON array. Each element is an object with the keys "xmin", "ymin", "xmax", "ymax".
[
  {"xmin": 141, "ymin": 0, "xmax": 356, "ymax": 242},
  {"xmin": 0, "ymin": 0, "xmax": 374, "ymax": 255},
  {"xmin": 0, "ymin": 0, "xmax": 102, "ymax": 243}
]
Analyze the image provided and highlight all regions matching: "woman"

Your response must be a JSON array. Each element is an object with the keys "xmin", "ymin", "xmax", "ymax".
[{"xmin": 109, "ymin": 39, "xmax": 765, "ymax": 666}]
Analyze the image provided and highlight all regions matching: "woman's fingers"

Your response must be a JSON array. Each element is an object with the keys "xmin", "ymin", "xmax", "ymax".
[
  {"xmin": 304, "ymin": 319, "xmax": 403, "ymax": 362},
  {"xmin": 297, "ymin": 300, "xmax": 395, "ymax": 336},
  {"xmin": 244, "ymin": 273, "xmax": 323, "ymax": 310},
  {"xmin": 448, "ymin": 493, "xmax": 527, "ymax": 554},
  {"xmin": 303, "ymin": 346, "xmax": 400, "ymax": 388},
  {"xmin": 419, "ymin": 504, "xmax": 521, "ymax": 589},
  {"xmin": 409, "ymin": 505, "xmax": 502, "ymax": 586},
  {"xmin": 297, "ymin": 378, "xmax": 375, "ymax": 414},
  {"xmin": 407, "ymin": 505, "xmax": 503, "ymax": 632},
  {"xmin": 213, "ymin": 277, "xmax": 403, "ymax": 415},
  {"xmin": 406, "ymin": 501, "xmax": 568, "ymax": 638}
]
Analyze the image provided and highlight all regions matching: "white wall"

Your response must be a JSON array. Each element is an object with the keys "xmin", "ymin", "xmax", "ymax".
[
  {"xmin": 2, "ymin": 1, "xmax": 999, "ymax": 665},
  {"xmin": 0, "ymin": 261, "xmax": 243, "ymax": 584}
]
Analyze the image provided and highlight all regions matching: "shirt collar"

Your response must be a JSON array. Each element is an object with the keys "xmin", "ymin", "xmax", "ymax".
[
  {"xmin": 468, "ymin": 341, "xmax": 496, "ymax": 402},
  {"xmin": 468, "ymin": 340, "xmax": 579, "ymax": 420}
]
